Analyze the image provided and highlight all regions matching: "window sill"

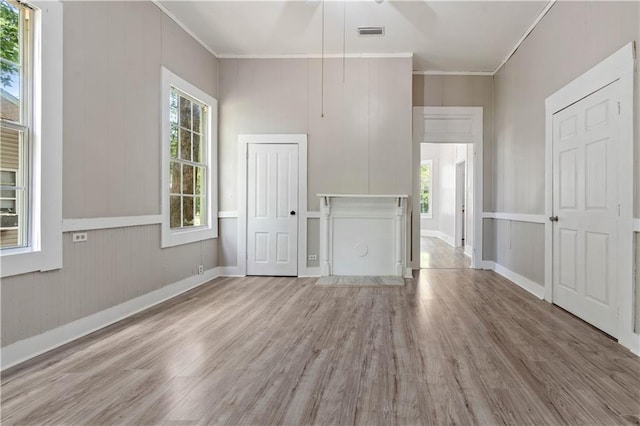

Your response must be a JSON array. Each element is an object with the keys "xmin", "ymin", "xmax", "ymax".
[
  {"xmin": 421, "ymin": 213, "xmax": 433, "ymax": 219},
  {"xmin": 1, "ymin": 247, "xmax": 62, "ymax": 278},
  {"xmin": 161, "ymin": 224, "xmax": 218, "ymax": 248}
]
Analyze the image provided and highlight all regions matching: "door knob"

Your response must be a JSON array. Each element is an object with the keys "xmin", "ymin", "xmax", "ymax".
[
  {"xmin": 549, "ymin": 216, "xmax": 559, "ymax": 222},
  {"xmin": 290, "ymin": 211, "xmax": 296, "ymax": 216}
]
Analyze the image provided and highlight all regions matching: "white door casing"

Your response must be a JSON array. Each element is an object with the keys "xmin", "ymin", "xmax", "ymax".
[
  {"xmin": 413, "ymin": 107, "xmax": 482, "ymax": 268},
  {"xmin": 455, "ymin": 161, "xmax": 466, "ymax": 248},
  {"xmin": 247, "ymin": 144, "xmax": 298, "ymax": 276},
  {"xmin": 552, "ymin": 82, "xmax": 619, "ymax": 336}
]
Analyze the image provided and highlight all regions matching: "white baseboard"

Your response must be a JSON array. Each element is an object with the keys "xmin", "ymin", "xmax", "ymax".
[
  {"xmin": 482, "ymin": 260, "xmax": 496, "ymax": 270},
  {"xmin": 420, "ymin": 230, "xmax": 455, "ymax": 247},
  {"xmin": 484, "ymin": 261, "xmax": 545, "ymax": 299},
  {"xmin": 464, "ymin": 245, "xmax": 472, "ymax": 258},
  {"xmin": 1, "ymin": 267, "xmax": 224, "ymax": 371},
  {"xmin": 216, "ymin": 265, "xmax": 244, "ymax": 277},
  {"xmin": 299, "ymin": 266, "xmax": 321, "ymax": 277}
]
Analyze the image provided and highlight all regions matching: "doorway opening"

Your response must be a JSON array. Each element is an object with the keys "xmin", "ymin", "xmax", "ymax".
[
  {"xmin": 413, "ymin": 106, "xmax": 483, "ymax": 270},
  {"xmin": 419, "ymin": 143, "xmax": 472, "ymax": 269}
]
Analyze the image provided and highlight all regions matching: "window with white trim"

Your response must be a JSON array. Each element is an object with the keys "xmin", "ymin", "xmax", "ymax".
[
  {"xmin": 1, "ymin": 0, "xmax": 31, "ymax": 249},
  {"xmin": 1, "ymin": 0, "xmax": 63, "ymax": 277},
  {"xmin": 420, "ymin": 160, "xmax": 433, "ymax": 218},
  {"xmin": 161, "ymin": 67, "xmax": 217, "ymax": 248}
]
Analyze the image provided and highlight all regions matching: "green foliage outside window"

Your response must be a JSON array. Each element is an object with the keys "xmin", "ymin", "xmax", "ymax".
[
  {"xmin": 420, "ymin": 163, "xmax": 431, "ymax": 215},
  {"xmin": 0, "ymin": 0, "xmax": 19, "ymax": 88}
]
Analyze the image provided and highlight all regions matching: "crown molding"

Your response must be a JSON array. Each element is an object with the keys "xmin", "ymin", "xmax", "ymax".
[
  {"xmin": 152, "ymin": 1, "xmax": 220, "ymax": 58},
  {"xmin": 493, "ymin": 0, "xmax": 556, "ymax": 75},
  {"xmin": 412, "ymin": 71, "xmax": 493, "ymax": 76},
  {"xmin": 217, "ymin": 52, "xmax": 413, "ymax": 59}
]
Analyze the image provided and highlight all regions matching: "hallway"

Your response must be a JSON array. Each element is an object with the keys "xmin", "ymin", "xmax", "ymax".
[{"xmin": 420, "ymin": 236, "xmax": 471, "ymax": 269}]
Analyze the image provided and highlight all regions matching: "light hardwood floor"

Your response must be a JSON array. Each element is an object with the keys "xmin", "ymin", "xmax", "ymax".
[
  {"xmin": 2, "ymin": 270, "xmax": 639, "ymax": 425},
  {"xmin": 421, "ymin": 236, "xmax": 471, "ymax": 269}
]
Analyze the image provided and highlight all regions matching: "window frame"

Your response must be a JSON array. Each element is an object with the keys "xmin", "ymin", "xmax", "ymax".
[
  {"xmin": 420, "ymin": 159, "xmax": 433, "ymax": 219},
  {"xmin": 1, "ymin": 0, "xmax": 63, "ymax": 278},
  {"xmin": 161, "ymin": 67, "xmax": 218, "ymax": 248}
]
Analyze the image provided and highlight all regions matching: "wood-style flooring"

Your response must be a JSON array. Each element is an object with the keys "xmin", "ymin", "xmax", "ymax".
[
  {"xmin": 2, "ymin": 270, "xmax": 639, "ymax": 425},
  {"xmin": 421, "ymin": 236, "xmax": 471, "ymax": 269}
]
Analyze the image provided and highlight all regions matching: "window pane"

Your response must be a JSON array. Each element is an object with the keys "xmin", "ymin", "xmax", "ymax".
[
  {"xmin": 192, "ymin": 133, "xmax": 201, "ymax": 163},
  {"xmin": 0, "ymin": 66, "xmax": 20, "ymax": 122},
  {"xmin": 169, "ymin": 161, "xmax": 181, "ymax": 194},
  {"xmin": 182, "ymin": 164, "xmax": 193, "ymax": 195},
  {"xmin": 0, "ymin": 228, "xmax": 19, "ymax": 248},
  {"xmin": 0, "ymin": 2, "xmax": 28, "ymax": 250},
  {"xmin": 194, "ymin": 166, "xmax": 204, "ymax": 195},
  {"xmin": 194, "ymin": 197, "xmax": 206, "ymax": 226},
  {"xmin": 420, "ymin": 164, "xmax": 431, "ymax": 214},
  {"xmin": 0, "ymin": 1, "xmax": 20, "ymax": 64},
  {"xmin": 179, "ymin": 96, "xmax": 191, "ymax": 129},
  {"xmin": 170, "ymin": 124, "xmax": 178, "ymax": 159},
  {"xmin": 180, "ymin": 128, "xmax": 191, "ymax": 161},
  {"xmin": 0, "ymin": 170, "xmax": 16, "ymax": 185},
  {"xmin": 169, "ymin": 89, "xmax": 178, "ymax": 125},
  {"xmin": 0, "ymin": 127, "xmax": 24, "ymax": 248},
  {"xmin": 170, "ymin": 196, "xmax": 181, "ymax": 228},
  {"xmin": 182, "ymin": 196, "xmax": 194, "ymax": 227},
  {"xmin": 193, "ymin": 104, "xmax": 201, "ymax": 133},
  {"xmin": 1, "ymin": 0, "xmax": 21, "ymax": 123}
]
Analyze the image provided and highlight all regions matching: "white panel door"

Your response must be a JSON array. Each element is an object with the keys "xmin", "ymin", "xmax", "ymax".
[
  {"xmin": 552, "ymin": 82, "xmax": 619, "ymax": 336},
  {"xmin": 247, "ymin": 144, "xmax": 298, "ymax": 276}
]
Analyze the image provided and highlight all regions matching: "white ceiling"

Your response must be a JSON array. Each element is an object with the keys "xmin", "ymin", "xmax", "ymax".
[{"xmin": 159, "ymin": 1, "xmax": 549, "ymax": 73}]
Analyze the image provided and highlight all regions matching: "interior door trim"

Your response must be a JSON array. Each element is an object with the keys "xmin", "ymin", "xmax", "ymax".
[{"xmin": 237, "ymin": 134, "xmax": 309, "ymax": 277}]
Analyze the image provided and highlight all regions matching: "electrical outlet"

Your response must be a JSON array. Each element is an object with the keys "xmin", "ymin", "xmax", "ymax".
[
  {"xmin": 72, "ymin": 232, "xmax": 88, "ymax": 243},
  {"xmin": 198, "ymin": 265, "xmax": 204, "ymax": 275},
  {"xmin": 308, "ymin": 254, "xmax": 317, "ymax": 261}
]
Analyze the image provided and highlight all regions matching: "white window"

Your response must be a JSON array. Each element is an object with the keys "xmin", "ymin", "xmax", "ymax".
[
  {"xmin": 161, "ymin": 67, "xmax": 217, "ymax": 248},
  {"xmin": 1, "ymin": 0, "xmax": 32, "ymax": 250},
  {"xmin": 420, "ymin": 160, "xmax": 432, "ymax": 218},
  {"xmin": 1, "ymin": 0, "xmax": 63, "ymax": 277}
]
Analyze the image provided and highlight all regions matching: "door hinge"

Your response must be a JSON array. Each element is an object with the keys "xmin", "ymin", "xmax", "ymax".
[
  {"xmin": 617, "ymin": 101, "xmax": 621, "ymax": 115},
  {"xmin": 618, "ymin": 203, "xmax": 621, "ymax": 216}
]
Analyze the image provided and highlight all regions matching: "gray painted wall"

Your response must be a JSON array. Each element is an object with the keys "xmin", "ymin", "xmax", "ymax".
[
  {"xmin": 636, "ymin": 232, "xmax": 640, "ymax": 333},
  {"xmin": 492, "ymin": 1, "xmax": 639, "ymax": 285},
  {"xmin": 1, "ymin": 226, "xmax": 217, "ymax": 346},
  {"xmin": 1, "ymin": 1, "xmax": 219, "ymax": 347},
  {"xmin": 218, "ymin": 57, "xmax": 412, "ymax": 267}
]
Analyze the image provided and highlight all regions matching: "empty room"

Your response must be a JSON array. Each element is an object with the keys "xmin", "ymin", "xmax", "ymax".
[{"xmin": 1, "ymin": 0, "xmax": 639, "ymax": 424}]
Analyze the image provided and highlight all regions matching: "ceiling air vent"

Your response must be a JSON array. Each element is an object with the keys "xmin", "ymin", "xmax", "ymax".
[{"xmin": 358, "ymin": 26, "xmax": 384, "ymax": 36}]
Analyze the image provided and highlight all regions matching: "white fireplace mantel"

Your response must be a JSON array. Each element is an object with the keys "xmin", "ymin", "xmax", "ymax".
[{"xmin": 318, "ymin": 194, "xmax": 411, "ymax": 278}]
